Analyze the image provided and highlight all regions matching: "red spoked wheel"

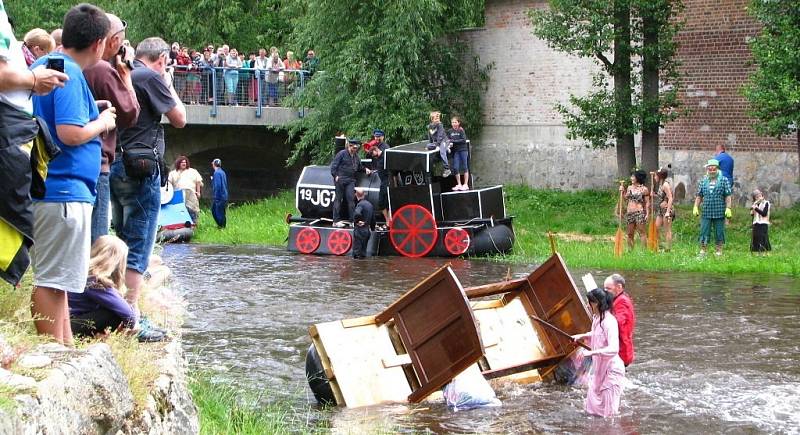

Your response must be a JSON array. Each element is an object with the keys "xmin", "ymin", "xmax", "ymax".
[
  {"xmin": 295, "ymin": 227, "xmax": 321, "ymax": 254},
  {"xmin": 444, "ymin": 228, "xmax": 471, "ymax": 256},
  {"xmin": 389, "ymin": 204, "xmax": 438, "ymax": 257},
  {"xmin": 327, "ymin": 229, "xmax": 352, "ymax": 256}
]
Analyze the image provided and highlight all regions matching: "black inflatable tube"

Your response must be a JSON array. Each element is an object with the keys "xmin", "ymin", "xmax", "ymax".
[
  {"xmin": 157, "ymin": 227, "xmax": 194, "ymax": 243},
  {"xmin": 305, "ymin": 344, "xmax": 337, "ymax": 406},
  {"xmin": 470, "ymin": 224, "xmax": 514, "ymax": 255}
]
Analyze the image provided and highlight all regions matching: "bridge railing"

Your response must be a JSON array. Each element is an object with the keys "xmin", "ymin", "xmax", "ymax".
[{"xmin": 170, "ymin": 66, "xmax": 309, "ymax": 118}]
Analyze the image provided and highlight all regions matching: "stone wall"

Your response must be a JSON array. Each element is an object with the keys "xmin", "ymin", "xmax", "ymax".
[
  {"xmin": 463, "ymin": 0, "xmax": 799, "ymax": 205},
  {"xmin": 0, "ymin": 338, "xmax": 198, "ymax": 434}
]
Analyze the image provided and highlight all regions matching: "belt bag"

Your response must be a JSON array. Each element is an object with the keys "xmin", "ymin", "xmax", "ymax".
[{"xmin": 121, "ymin": 142, "xmax": 159, "ymax": 179}]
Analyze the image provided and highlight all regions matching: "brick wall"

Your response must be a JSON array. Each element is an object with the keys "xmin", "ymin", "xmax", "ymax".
[
  {"xmin": 459, "ymin": 0, "xmax": 598, "ymax": 127},
  {"xmin": 662, "ymin": 0, "xmax": 797, "ymax": 153}
]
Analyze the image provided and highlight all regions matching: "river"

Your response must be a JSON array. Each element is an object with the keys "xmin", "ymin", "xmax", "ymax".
[{"xmin": 162, "ymin": 244, "xmax": 800, "ymax": 434}]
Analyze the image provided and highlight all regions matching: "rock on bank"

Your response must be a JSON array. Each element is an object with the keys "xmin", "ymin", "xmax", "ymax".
[{"xmin": 0, "ymin": 337, "xmax": 198, "ymax": 434}]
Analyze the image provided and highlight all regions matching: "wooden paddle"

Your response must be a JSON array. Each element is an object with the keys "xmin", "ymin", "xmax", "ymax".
[
  {"xmin": 647, "ymin": 171, "xmax": 658, "ymax": 252},
  {"xmin": 530, "ymin": 315, "xmax": 591, "ymax": 351},
  {"xmin": 614, "ymin": 181, "xmax": 624, "ymax": 258}
]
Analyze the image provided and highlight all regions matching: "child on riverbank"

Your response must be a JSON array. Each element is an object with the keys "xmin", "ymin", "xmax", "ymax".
[
  {"xmin": 68, "ymin": 235, "xmax": 137, "ymax": 338},
  {"xmin": 750, "ymin": 189, "xmax": 771, "ymax": 254}
]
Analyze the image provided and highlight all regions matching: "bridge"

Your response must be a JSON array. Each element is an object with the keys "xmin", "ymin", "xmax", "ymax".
[{"xmin": 161, "ymin": 67, "xmax": 309, "ymax": 200}]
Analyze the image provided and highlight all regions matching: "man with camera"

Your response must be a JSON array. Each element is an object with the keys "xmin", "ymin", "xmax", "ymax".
[
  {"xmin": 112, "ymin": 37, "xmax": 185, "ymax": 316},
  {"xmin": 84, "ymin": 13, "xmax": 140, "ymax": 243},
  {"xmin": 30, "ymin": 3, "xmax": 118, "ymax": 344}
]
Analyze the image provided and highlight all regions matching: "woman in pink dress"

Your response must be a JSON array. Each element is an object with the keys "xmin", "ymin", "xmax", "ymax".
[{"xmin": 572, "ymin": 288, "xmax": 626, "ymax": 417}]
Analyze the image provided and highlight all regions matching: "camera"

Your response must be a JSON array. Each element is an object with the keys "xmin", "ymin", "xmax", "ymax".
[{"xmin": 116, "ymin": 46, "xmax": 135, "ymax": 70}]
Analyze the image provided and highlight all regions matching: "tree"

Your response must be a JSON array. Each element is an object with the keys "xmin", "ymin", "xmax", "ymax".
[
  {"xmin": 529, "ymin": 0, "xmax": 681, "ymax": 178},
  {"xmin": 743, "ymin": 0, "xmax": 800, "ymax": 169},
  {"xmin": 283, "ymin": 0, "xmax": 488, "ymax": 164},
  {"xmin": 4, "ymin": 0, "xmax": 295, "ymax": 54}
]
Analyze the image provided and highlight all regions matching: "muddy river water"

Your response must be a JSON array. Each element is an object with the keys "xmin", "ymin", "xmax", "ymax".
[{"xmin": 163, "ymin": 244, "xmax": 800, "ymax": 433}]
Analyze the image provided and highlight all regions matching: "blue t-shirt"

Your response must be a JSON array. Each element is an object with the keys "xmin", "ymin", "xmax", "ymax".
[
  {"xmin": 31, "ymin": 53, "xmax": 101, "ymax": 203},
  {"xmin": 714, "ymin": 151, "xmax": 734, "ymax": 185}
]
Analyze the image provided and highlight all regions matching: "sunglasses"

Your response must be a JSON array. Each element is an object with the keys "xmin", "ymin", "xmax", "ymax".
[{"xmin": 110, "ymin": 19, "xmax": 128, "ymax": 38}]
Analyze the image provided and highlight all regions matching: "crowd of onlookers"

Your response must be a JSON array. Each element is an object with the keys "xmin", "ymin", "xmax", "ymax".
[
  {"xmin": 20, "ymin": 21, "xmax": 319, "ymax": 108},
  {"xmin": 1, "ymin": 2, "xmax": 198, "ymax": 346},
  {"xmin": 165, "ymin": 43, "xmax": 318, "ymax": 107}
]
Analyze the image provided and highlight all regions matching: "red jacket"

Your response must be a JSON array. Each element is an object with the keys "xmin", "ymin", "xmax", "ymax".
[{"xmin": 613, "ymin": 291, "xmax": 636, "ymax": 365}]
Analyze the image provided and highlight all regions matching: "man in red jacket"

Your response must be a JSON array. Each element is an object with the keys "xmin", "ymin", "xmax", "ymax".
[{"xmin": 604, "ymin": 273, "xmax": 636, "ymax": 366}]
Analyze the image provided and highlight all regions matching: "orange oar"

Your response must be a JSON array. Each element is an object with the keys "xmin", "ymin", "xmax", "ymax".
[
  {"xmin": 647, "ymin": 172, "xmax": 658, "ymax": 252},
  {"xmin": 614, "ymin": 181, "xmax": 624, "ymax": 257}
]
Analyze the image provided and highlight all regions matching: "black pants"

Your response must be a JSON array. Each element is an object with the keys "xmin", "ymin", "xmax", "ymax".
[
  {"xmin": 333, "ymin": 179, "xmax": 355, "ymax": 222},
  {"xmin": 71, "ymin": 308, "xmax": 123, "ymax": 337},
  {"xmin": 352, "ymin": 227, "xmax": 371, "ymax": 258}
]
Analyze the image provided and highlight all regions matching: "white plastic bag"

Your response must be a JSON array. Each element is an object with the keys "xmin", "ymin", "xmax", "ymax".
[{"xmin": 442, "ymin": 364, "xmax": 502, "ymax": 411}]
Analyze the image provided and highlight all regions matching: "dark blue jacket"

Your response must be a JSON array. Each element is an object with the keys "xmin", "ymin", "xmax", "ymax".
[
  {"xmin": 212, "ymin": 168, "xmax": 228, "ymax": 201},
  {"xmin": 330, "ymin": 149, "xmax": 363, "ymax": 181},
  {"xmin": 353, "ymin": 198, "xmax": 375, "ymax": 231}
]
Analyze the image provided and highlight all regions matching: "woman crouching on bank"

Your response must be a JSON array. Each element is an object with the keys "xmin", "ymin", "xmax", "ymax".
[
  {"xmin": 572, "ymin": 289, "xmax": 626, "ymax": 417},
  {"xmin": 620, "ymin": 169, "xmax": 650, "ymax": 250}
]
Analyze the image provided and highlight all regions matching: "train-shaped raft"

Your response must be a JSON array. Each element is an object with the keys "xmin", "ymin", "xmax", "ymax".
[{"xmin": 287, "ymin": 141, "xmax": 515, "ymax": 257}]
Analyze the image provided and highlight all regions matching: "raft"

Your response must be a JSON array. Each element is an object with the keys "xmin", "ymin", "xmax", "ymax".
[
  {"xmin": 304, "ymin": 253, "xmax": 591, "ymax": 407},
  {"xmin": 157, "ymin": 185, "xmax": 195, "ymax": 243},
  {"xmin": 287, "ymin": 141, "xmax": 515, "ymax": 258}
]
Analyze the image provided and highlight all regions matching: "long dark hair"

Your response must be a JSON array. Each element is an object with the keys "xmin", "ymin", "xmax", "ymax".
[
  {"xmin": 587, "ymin": 288, "xmax": 613, "ymax": 324},
  {"xmin": 174, "ymin": 155, "xmax": 190, "ymax": 171}
]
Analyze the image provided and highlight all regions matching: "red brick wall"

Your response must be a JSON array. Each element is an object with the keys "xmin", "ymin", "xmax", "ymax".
[{"xmin": 662, "ymin": 0, "xmax": 797, "ymax": 152}]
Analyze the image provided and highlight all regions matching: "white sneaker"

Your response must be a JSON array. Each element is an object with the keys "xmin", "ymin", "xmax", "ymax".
[
  {"xmin": 452, "ymin": 185, "xmax": 462, "ymax": 191},
  {"xmin": 333, "ymin": 221, "xmax": 346, "ymax": 228}
]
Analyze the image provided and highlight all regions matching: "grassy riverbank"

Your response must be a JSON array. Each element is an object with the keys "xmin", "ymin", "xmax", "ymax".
[
  {"xmin": 191, "ymin": 186, "xmax": 800, "ymax": 276},
  {"xmin": 189, "ymin": 374, "xmax": 325, "ymax": 434}
]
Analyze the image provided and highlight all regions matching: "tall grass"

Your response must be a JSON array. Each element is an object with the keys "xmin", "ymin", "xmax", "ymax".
[
  {"xmin": 189, "ymin": 373, "xmax": 327, "ymax": 434},
  {"xmin": 192, "ymin": 186, "xmax": 800, "ymax": 276},
  {"xmin": 192, "ymin": 191, "xmax": 294, "ymax": 245}
]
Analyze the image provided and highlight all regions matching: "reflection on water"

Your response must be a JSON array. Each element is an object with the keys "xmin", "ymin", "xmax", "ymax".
[{"xmin": 163, "ymin": 244, "xmax": 800, "ymax": 433}]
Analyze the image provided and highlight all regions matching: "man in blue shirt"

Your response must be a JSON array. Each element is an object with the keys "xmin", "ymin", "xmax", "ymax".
[
  {"xmin": 714, "ymin": 144, "xmax": 734, "ymax": 188},
  {"xmin": 211, "ymin": 158, "xmax": 229, "ymax": 228},
  {"xmin": 30, "ymin": 4, "xmax": 117, "ymax": 344}
]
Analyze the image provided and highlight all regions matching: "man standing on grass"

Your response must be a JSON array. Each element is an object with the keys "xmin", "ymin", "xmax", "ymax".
[
  {"xmin": 211, "ymin": 158, "xmax": 228, "ymax": 228},
  {"xmin": 31, "ymin": 3, "xmax": 117, "ymax": 344},
  {"xmin": 603, "ymin": 274, "xmax": 636, "ymax": 367}
]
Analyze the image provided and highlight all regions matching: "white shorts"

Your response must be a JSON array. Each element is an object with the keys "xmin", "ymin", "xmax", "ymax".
[{"xmin": 32, "ymin": 202, "xmax": 92, "ymax": 293}]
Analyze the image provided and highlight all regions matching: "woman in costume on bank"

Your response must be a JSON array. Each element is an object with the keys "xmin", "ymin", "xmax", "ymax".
[
  {"xmin": 654, "ymin": 166, "xmax": 674, "ymax": 251},
  {"xmin": 620, "ymin": 169, "xmax": 650, "ymax": 250},
  {"xmin": 572, "ymin": 288, "xmax": 626, "ymax": 417}
]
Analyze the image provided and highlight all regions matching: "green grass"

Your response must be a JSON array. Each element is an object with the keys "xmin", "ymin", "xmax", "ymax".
[
  {"xmin": 191, "ymin": 186, "xmax": 800, "ymax": 276},
  {"xmin": 189, "ymin": 373, "xmax": 327, "ymax": 434},
  {"xmin": 192, "ymin": 191, "xmax": 294, "ymax": 245}
]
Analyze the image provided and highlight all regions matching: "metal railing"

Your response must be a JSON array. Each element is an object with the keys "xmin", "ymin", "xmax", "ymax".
[{"xmin": 171, "ymin": 66, "xmax": 309, "ymax": 118}]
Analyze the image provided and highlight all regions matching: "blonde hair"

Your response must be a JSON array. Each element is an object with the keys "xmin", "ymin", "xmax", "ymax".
[
  {"xmin": 24, "ymin": 28, "xmax": 55, "ymax": 55},
  {"xmin": 429, "ymin": 111, "xmax": 441, "ymax": 122},
  {"xmin": 88, "ymin": 235, "xmax": 128, "ymax": 291}
]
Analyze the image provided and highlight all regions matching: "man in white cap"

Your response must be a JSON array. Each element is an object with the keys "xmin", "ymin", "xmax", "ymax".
[{"xmin": 693, "ymin": 158, "xmax": 732, "ymax": 256}]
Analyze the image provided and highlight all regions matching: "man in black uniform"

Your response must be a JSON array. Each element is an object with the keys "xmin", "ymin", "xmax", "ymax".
[
  {"xmin": 368, "ymin": 129, "xmax": 391, "ymax": 229},
  {"xmin": 352, "ymin": 188, "xmax": 375, "ymax": 258},
  {"xmin": 330, "ymin": 138, "xmax": 364, "ymax": 227}
]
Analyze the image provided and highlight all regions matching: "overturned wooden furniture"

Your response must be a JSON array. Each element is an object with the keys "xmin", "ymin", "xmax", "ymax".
[
  {"xmin": 305, "ymin": 253, "xmax": 590, "ymax": 407},
  {"xmin": 466, "ymin": 253, "xmax": 591, "ymax": 383}
]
